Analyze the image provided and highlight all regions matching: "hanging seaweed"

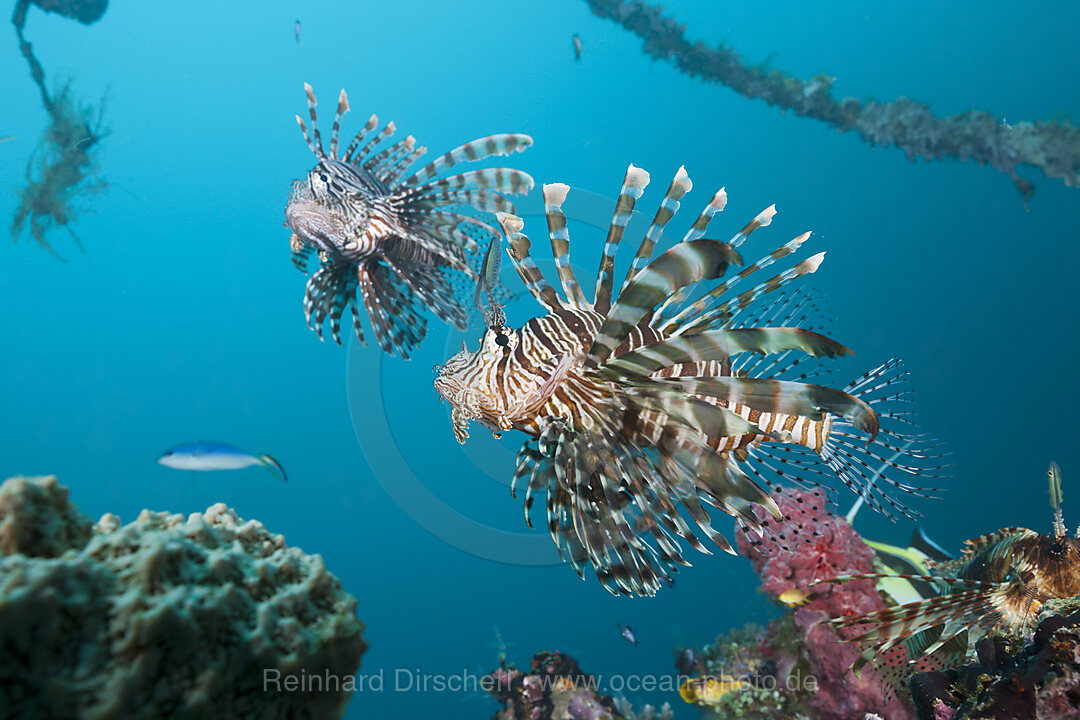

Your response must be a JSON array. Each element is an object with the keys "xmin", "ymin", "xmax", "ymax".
[
  {"xmin": 10, "ymin": 0, "xmax": 108, "ymax": 260},
  {"xmin": 583, "ymin": 0, "xmax": 1080, "ymax": 205}
]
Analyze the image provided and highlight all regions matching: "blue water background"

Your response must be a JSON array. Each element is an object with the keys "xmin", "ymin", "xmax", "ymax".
[{"xmin": 2, "ymin": 2, "xmax": 1078, "ymax": 717}]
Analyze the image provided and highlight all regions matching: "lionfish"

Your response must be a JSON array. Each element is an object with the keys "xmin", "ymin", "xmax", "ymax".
[
  {"xmin": 433, "ymin": 164, "xmax": 946, "ymax": 596},
  {"xmin": 825, "ymin": 462, "xmax": 1080, "ymax": 685},
  {"xmin": 285, "ymin": 83, "xmax": 533, "ymax": 358}
]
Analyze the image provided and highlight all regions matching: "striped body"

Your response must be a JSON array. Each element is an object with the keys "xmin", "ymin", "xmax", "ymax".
[
  {"xmin": 436, "ymin": 165, "xmax": 943, "ymax": 596},
  {"xmin": 285, "ymin": 83, "xmax": 533, "ymax": 358},
  {"xmin": 438, "ymin": 306, "xmax": 832, "ymax": 457}
]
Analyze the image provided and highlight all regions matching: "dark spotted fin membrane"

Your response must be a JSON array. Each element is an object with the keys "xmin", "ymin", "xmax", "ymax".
[
  {"xmin": 820, "ymin": 359, "xmax": 951, "ymax": 521},
  {"xmin": 824, "ymin": 577, "xmax": 1012, "ymax": 679}
]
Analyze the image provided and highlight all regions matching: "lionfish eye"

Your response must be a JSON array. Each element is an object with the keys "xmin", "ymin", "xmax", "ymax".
[
  {"xmin": 319, "ymin": 172, "xmax": 328, "ymax": 183},
  {"xmin": 1051, "ymin": 540, "xmax": 1065, "ymax": 556},
  {"xmin": 495, "ymin": 333, "xmax": 510, "ymax": 347}
]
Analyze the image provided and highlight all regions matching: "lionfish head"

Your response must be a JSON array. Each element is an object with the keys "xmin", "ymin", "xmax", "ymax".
[
  {"xmin": 286, "ymin": 162, "xmax": 368, "ymax": 256},
  {"xmin": 1032, "ymin": 533, "xmax": 1080, "ymax": 599},
  {"xmin": 434, "ymin": 325, "xmax": 530, "ymax": 444}
]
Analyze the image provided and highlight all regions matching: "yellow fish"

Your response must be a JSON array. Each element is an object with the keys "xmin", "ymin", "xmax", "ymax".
[
  {"xmin": 777, "ymin": 587, "xmax": 810, "ymax": 607},
  {"xmin": 679, "ymin": 676, "xmax": 748, "ymax": 706}
]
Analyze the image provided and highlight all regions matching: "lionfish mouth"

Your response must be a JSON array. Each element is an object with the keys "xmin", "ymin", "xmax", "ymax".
[{"xmin": 435, "ymin": 385, "xmax": 480, "ymax": 444}]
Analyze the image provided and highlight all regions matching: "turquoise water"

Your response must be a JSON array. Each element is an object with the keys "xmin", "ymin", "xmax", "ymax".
[{"xmin": 2, "ymin": 2, "xmax": 1078, "ymax": 717}]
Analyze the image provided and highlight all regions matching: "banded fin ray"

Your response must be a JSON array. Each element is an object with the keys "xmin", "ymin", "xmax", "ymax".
[
  {"xmin": 498, "ymin": 213, "xmax": 566, "ymax": 311},
  {"xmin": 543, "ymin": 183, "xmax": 588, "ymax": 308},
  {"xmin": 651, "ymin": 188, "xmax": 729, "ymax": 325},
  {"xmin": 404, "ymin": 133, "xmax": 533, "ymax": 186},
  {"xmin": 594, "ymin": 165, "xmax": 650, "ymax": 314},
  {"xmin": 622, "ymin": 166, "xmax": 693, "ymax": 289}
]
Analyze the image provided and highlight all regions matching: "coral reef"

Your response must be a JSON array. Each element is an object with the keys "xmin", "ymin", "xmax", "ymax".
[
  {"xmin": 583, "ymin": 0, "xmax": 1080, "ymax": 203},
  {"xmin": 909, "ymin": 604, "xmax": 1080, "ymax": 720},
  {"xmin": 0, "ymin": 475, "xmax": 366, "ymax": 720},
  {"xmin": 487, "ymin": 651, "xmax": 626, "ymax": 720},
  {"xmin": 12, "ymin": 0, "xmax": 109, "ymax": 259},
  {"xmin": 610, "ymin": 697, "xmax": 673, "ymax": 720},
  {"xmin": 678, "ymin": 489, "xmax": 914, "ymax": 719}
]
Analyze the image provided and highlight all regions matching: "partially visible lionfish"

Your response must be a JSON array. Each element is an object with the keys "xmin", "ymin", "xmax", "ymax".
[
  {"xmin": 825, "ymin": 462, "xmax": 1080, "ymax": 686},
  {"xmin": 285, "ymin": 84, "xmax": 533, "ymax": 358},
  {"xmin": 433, "ymin": 165, "xmax": 946, "ymax": 596}
]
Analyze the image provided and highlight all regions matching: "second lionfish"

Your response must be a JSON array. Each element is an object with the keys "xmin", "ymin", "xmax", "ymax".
[
  {"xmin": 434, "ymin": 165, "xmax": 947, "ymax": 596},
  {"xmin": 285, "ymin": 83, "xmax": 533, "ymax": 358},
  {"xmin": 823, "ymin": 462, "xmax": 1080, "ymax": 688}
]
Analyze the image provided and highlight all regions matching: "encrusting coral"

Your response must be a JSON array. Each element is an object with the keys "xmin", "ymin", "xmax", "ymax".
[
  {"xmin": 679, "ymin": 489, "xmax": 914, "ymax": 720},
  {"xmin": 0, "ymin": 475, "xmax": 366, "ymax": 720},
  {"xmin": 488, "ymin": 651, "xmax": 628, "ymax": 720},
  {"xmin": 909, "ymin": 602, "xmax": 1080, "ymax": 720}
]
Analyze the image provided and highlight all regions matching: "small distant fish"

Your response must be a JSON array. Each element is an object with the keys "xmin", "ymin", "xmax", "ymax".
[
  {"xmin": 777, "ymin": 587, "xmax": 810, "ymax": 607},
  {"xmin": 617, "ymin": 623, "xmax": 638, "ymax": 646},
  {"xmin": 675, "ymin": 647, "xmax": 697, "ymax": 676},
  {"xmin": 157, "ymin": 442, "xmax": 287, "ymax": 482},
  {"xmin": 679, "ymin": 676, "xmax": 748, "ymax": 706},
  {"xmin": 572, "ymin": 33, "xmax": 582, "ymax": 61},
  {"xmin": 0, "ymin": 136, "xmax": 14, "ymax": 143},
  {"xmin": 294, "ymin": 19, "xmax": 302, "ymax": 45}
]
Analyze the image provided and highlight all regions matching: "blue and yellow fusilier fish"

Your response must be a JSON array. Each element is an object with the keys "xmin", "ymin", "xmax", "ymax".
[{"xmin": 157, "ymin": 442, "xmax": 287, "ymax": 482}]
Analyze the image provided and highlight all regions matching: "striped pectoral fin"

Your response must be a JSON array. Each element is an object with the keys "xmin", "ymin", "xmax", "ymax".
[
  {"xmin": 600, "ymin": 328, "xmax": 852, "ymax": 379},
  {"xmin": 498, "ymin": 212, "xmax": 565, "ymax": 312},
  {"xmin": 303, "ymin": 258, "xmax": 360, "ymax": 345},
  {"xmin": 403, "ymin": 133, "xmax": 533, "ymax": 186},
  {"xmin": 652, "ymin": 188, "xmax": 732, "ymax": 326},
  {"xmin": 624, "ymin": 384, "xmax": 764, "ymax": 438},
  {"xmin": 290, "ymin": 235, "xmax": 313, "ymax": 273},
  {"xmin": 830, "ymin": 585, "xmax": 1006, "ymax": 651},
  {"xmin": 585, "ymin": 239, "xmax": 743, "ymax": 370},
  {"xmin": 639, "ymin": 376, "xmax": 879, "ymax": 439},
  {"xmin": 543, "ymin": 183, "xmax": 588, "ymax": 308},
  {"xmin": 358, "ymin": 263, "xmax": 429, "ymax": 358},
  {"xmin": 378, "ymin": 253, "xmax": 469, "ymax": 331}
]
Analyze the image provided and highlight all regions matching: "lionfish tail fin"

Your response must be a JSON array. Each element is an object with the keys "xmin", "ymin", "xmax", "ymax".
[{"xmin": 820, "ymin": 358, "xmax": 950, "ymax": 521}]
